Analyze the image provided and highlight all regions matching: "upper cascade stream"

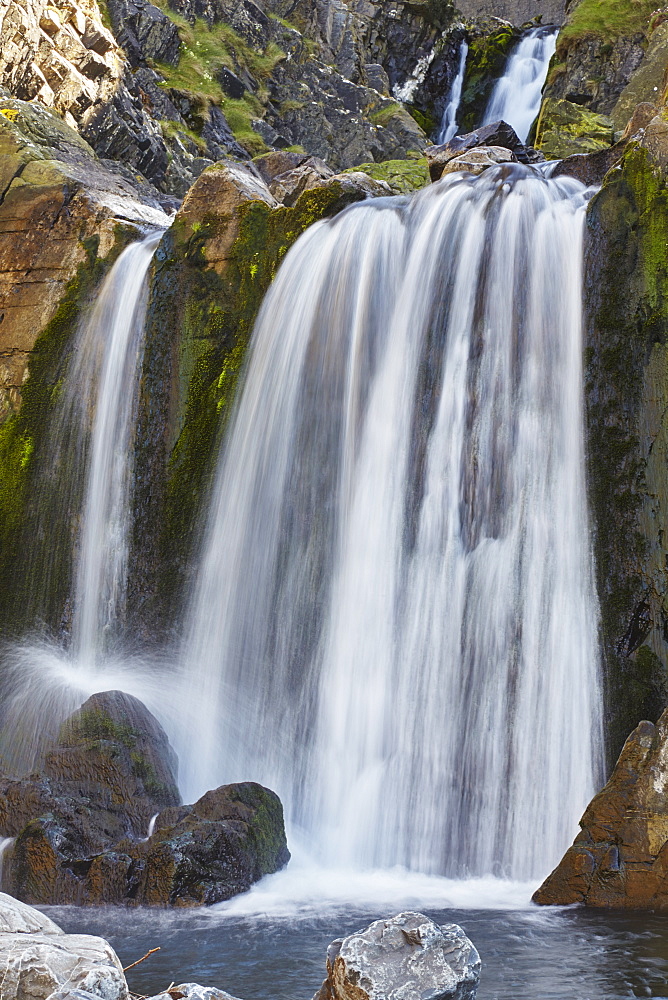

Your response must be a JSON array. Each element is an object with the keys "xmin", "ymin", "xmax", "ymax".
[
  {"xmin": 438, "ymin": 39, "xmax": 469, "ymax": 144},
  {"xmin": 0, "ymin": 231, "xmax": 163, "ymax": 774},
  {"xmin": 177, "ymin": 163, "xmax": 603, "ymax": 881},
  {"xmin": 483, "ymin": 26, "xmax": 558, "ymax": 143}
]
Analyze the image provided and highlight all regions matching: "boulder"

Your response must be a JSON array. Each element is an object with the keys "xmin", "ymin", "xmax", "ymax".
[
  {"xmin": 439, "ymin": 145, "xmax": 517, "ymax": 177},
  {"xmin": 0, "ymin": 893, "xmax": 129, "ymax": 1000},
  {"xmin": 313, "ymin": 912, "xmax": 480, "ymax": 1000},
  {"xmin": 56, "ymin": 690, "xmax": 180, "ymax": 809},
  {"xmin": 138, "ymin": 781, "xmax": 290, "ymax": 905},
  {"xmin": 533, "ymin": 707, "xmax": 668, "ymax": 908},
  {"xmin": 426, "ymin": 120, "xmax": 540, "ymax": 181}
]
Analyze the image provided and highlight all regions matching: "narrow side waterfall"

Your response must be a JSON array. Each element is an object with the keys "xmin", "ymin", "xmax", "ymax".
[
  {"xmin": 70, "ymin": 233, "xmax": 163, "ymax": 665},
  {"xmin": 0, "ymin": 232, "xmax": 163, "ymax": 774},
  {"xmin": 438, "ymin": 40, "xmax": 468, "ymax": 144},
  {"xmin": 483, "ymin": 27, "xmax": 558, "ymax": 143},
  {"xmin": 179, "ymin": 163, "xmax": 603, "ymax": 881}
]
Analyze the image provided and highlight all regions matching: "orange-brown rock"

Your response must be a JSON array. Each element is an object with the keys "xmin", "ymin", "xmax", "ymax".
[
  {"xmin": 533, "ymin": 708, "xmax": 668, "ymax": 908},
  {"xmin": 0, "ymin": 97, "xmax": 167, "ymax": 420}
]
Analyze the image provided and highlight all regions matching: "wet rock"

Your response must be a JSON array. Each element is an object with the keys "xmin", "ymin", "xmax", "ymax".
[
  {"xmin": 533, "ymin": 707, "xmax": 668, "ymax": 908},
  {"xmin": 57, "ymin": 690, "xmax": 180, "ymax": 809},
  {"xmin": 611, "ymin": 24, "xmax": 668, "ymax": 131},
  {"xmin": 313, "ymin": 912, "xmax": 480, "ymax": 1000},
  {"xmin": 426, "ymin": 120, "xmax": 537, "ymax": 181},
  {"xmin": 0, "ymin": 893, "xmax": 129, "ymax": 1000},
  {"xmin": 551, "ymin": 140, "xmax": 627, "ymax": 185},
  {"xmin": 139, "ymin": 781, "xmax": 290, "ymax": 905},
  {"xmin": 533, "ymin": 97, "xmax": 614, "ymax": 159}
]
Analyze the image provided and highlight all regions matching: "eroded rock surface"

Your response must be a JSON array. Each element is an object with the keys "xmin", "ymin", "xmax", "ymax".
[
  {"xmin": 534, "ymin": 708, "xmax": 668, "ymax": 907},
  {"xmin": 313, "ymin": 912, "xmax": 480, "ymax": 1000}
]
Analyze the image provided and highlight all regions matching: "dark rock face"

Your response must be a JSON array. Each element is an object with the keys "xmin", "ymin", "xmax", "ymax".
[
  {"xmin": 533, "ymin": 708, "xmax": 668, "ymax": 908},
  {"xmin": 582, "ymin": 144, "xmax": 668, "ymax": 764},
  {"xmin": 545, "ymin": 33, "xmax": 646, "ymax": 115},
  {"xmin": 313, "ymin": 912, "xmax": 480, "ymax": 1000},
  {"xmin": 0, "ymin": 691, "xmax": 289, "ymax": 905},
  {"xmin": 106, "ymin": 0, "xmax": 181, "ymax": 67}
]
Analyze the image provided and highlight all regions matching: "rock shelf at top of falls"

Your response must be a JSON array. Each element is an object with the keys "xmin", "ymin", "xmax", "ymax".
[{"xmin": 0, "ymin": 690, "xmax": 289, "ymax": 906}]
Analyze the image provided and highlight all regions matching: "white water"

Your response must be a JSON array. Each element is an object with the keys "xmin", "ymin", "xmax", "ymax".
[
  {"xmin": 438, "ymin": 40, "xmax": 468, "ymax": 143},
  {"xmin": 483, "ymin": 27, "xmax": 558, "ymax": 143},
  {"xmin": 0, "ymin": 838, "xmax": 13, "ymax": 890},
  {"xmin": 178, "ymin": 163, "xmax": 603, "ymax": 882},
  {"xmin": 0, "ymin": 232, "xmax": 163, "ymax": 775}
]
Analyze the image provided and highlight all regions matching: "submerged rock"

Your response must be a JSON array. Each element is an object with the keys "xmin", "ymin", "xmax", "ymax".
[
  {"xmin": 533, "ymin": 707, "xmax": 668, "ymax": 908},
  {"xmin": 313, "ymin": 912, "xmax": 480, "ymax": 1000}
]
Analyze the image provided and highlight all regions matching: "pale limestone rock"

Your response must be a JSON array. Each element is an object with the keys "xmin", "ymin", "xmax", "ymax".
[
  {"xmin": 0, "ymin": 891, "xmax": 62, "ymax": 934},
  {"xmin": 39, "ymin": 6, "xmax": 62, "ymax": 34}
]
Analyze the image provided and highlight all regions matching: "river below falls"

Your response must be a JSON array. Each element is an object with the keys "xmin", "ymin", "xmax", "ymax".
[{"xmin": 41, "ymin": 868, "xmax": 668, "ymax": 1000}]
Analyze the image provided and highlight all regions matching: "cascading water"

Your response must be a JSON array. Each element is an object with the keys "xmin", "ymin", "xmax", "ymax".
[
  {"xmin": 438, "ymin": 39, "xmax": 468, "ymax": 144},
  {"xmin": 0, "ymin": 231, "xmax": 165, "ymax": 774},
  {"xmin": 483, "ymin": 27, "xmax": 558, "ymax": 143},
  {"xmin": 178, "ymin": 163, "xmax": 603, "ymax": 881}
]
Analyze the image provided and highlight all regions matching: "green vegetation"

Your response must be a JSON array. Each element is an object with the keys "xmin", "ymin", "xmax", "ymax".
[
  {"xmin": 534, "ymin": 97, "xmax": 614, "ymax": 157},
  {"xmin": 342, "ymin": 158, "xmax": 430, "ymax": 194},
  {"xmin": 151, "ymin": 6, "xmax": 286, "ymax": 154},
  {"xmin": 559, "ymin": 0, "xmax": 658, "ymax": 49}
]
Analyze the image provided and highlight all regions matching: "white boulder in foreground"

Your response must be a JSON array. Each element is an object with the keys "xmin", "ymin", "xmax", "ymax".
[
  {"xmin": 0, "ymin": 891, "xmax": 128, "ymax": 1000},
  {"xmin": 313, "ymin": 911, "xmax": 480, "ymax": 1000},
  {"xmin": 147, "ymin": 986, "xmax": 242, "ymax": 1000}
]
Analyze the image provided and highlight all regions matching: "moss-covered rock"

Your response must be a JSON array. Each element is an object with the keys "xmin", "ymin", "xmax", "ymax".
[
  {"xmin": 341, "ymin": 157, "xmax": 430, "ymax": 194},
  {"xmin": 534, "ymin": 96, "xmax": 614, "ymax": 158},
  {"xmin": 129, "ymin": 164, "xmax": 384, "ymax": 625},
  {"xmin": 584, "ymin": 144, "xmax": 668, "ymax": 766}
]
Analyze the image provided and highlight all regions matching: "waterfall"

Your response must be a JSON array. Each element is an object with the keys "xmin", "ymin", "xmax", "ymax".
[
  {"xmin": 483, "ymin": 27, "xmax": 558, "ymax": 143},
  {"xmin": 70, "ymin": 233, "xmax": 163, "ymax": 665},
  {"xmin": 178, "ymin": 163, "xmax": 603, "ymax": 881},
  {"xmin": 0, "ymin": 231, "xmax": 164, "ymax": 775},
  {"xmin": 438, "ymin": 40, "xmax": 468, "ymax": 144}
]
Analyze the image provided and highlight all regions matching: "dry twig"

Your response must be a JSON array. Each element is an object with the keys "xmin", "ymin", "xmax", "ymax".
[{"xmin": 123, "ymin": 947, "xmax": 161, "ymax": 972}]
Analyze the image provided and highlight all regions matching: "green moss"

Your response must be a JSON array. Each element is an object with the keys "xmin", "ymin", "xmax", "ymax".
[
  {"xmin": 342, "ymin": 158, "xmax": 430, "ymax": 194},
  {"xmin": 559, "ymin": 0, "xmax": 656, "ymax": 50},
  {"xmin": 457, "ymin": 26, "xmax": 521, "ymax": 133},
  {"xmin": 370, "ymin": 102, "xmax": 405, "ymax": 128},
  {"xmin": 160, "ymin": 119, "xmax": 208, "ymax": 154},
  {"xmin": 407, "ymin": 104, "xmax": 437, "ymax": 136},
  {"xmin": 61, "ymin": 707, "xmax": 137, "ymax": 749},
  {"xmin": 534, "ymin": 97, "xmax": 614, "ymax": 158}
]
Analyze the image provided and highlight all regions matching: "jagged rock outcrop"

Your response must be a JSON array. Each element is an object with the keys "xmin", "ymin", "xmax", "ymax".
[
  {"xmin": 0, "ymin": 891, "xmax": 129, "ymax": 1000},
  {"xmin": 0, "ymin": 690, "xmax": 289, "ymax": 905},
  {"xmin": 313, "ymin": 912, "xmax": 481, "ymax": 1000},
  {"xmin": 533, "ymin": 707, "xmax": 668, "ymax": 908},
  {"xmin": 456, "ymin": 0, "xmax": 565, "ymax": 25}
]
